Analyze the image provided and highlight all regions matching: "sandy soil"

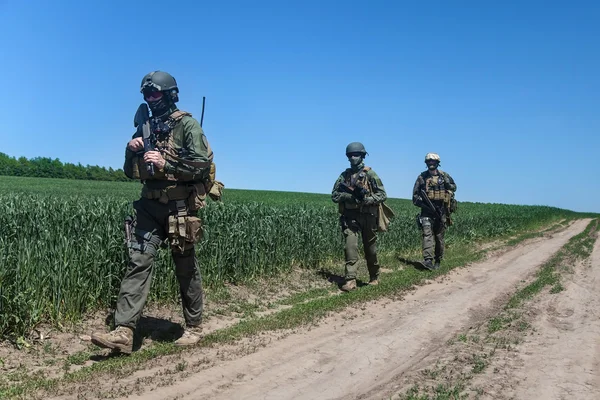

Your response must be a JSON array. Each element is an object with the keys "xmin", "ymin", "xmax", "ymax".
[
  {"xmin": 472, "ymin": 224, "xmax": 600, "ymax": 400},
  {"xmin": 85, "ymin": 219, "xmax": 590, "ymax": 400}
]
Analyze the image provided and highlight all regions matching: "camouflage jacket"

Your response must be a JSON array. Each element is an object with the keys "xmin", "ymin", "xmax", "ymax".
[
  {"xmin": 331, "ymin": 164, "xmax": 387, "ymax": 213},
  {"xmin": 124, "ymin": 110, "xmax": 211, "ymax": 186}
]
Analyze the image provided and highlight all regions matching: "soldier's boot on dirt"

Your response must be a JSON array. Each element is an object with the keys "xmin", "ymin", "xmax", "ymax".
[
  {"xmin": 434, "ymin": 258, "xmax": 441, "ymax": 270},
  {"xmin": 341, "ymin": 279, "xmax": 357, "ymax": 292},
  {"xmin": 91, "ymin": 326, "xmax": 134, "ymax": 354},
  {"xmin": 369, "ymin": 276, "xmax": 379, "ymax": 285},
  {"xmin": 174, "ymin": 325, "xmax": 203, "ymax": 347}
]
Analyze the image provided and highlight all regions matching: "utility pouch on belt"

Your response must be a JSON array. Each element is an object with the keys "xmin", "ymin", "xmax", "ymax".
[
  {"xmin": 208, "ymin": 180, "xmax": 225, "ymax": 202},
  {"xmin": 167, "ymin": 214, "xmax": 203, "ymax": 252},
  {"xmin": 188, "ymin": 182, "xmax": 207, "ymax": 211}
]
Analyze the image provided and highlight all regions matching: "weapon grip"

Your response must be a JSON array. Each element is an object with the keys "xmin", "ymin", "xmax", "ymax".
[{"xmin": 143, "ymin": 136, "xmax": 155, "ymax": 175}]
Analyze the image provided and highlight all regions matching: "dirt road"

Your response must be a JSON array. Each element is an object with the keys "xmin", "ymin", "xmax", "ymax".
[
  {"xmin": 490, "ymin": 223, "xmax": 600, "ymax": 400},
  {"xmin": 113, "ymin": 219, "xmax": 591, "ymax": 400}
]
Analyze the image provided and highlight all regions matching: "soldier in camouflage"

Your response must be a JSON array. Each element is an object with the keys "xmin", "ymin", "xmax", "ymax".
[
  {"xmin": 412, "ymin": 153, "xmax": 457, "ymax": 271},
  {"xmin": 92, "ymin": 71, "xmax": 213, "ymax": 353},
  {"xmin": 332, "ymin": 142, "xmax": 387, "ymax": 291}
]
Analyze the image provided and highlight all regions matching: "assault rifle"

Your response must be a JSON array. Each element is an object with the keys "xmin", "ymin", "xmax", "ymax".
[
  {"xmin": 340, "ymin": 182, "xmax": 368, "ymax": 201},
  {"xmin": 419, "ymin": 189, "xmax": 442, "ymax": 219},
  {"xmin": 133, "ymin": 103, "xmax": 155, "ymax": 176}
]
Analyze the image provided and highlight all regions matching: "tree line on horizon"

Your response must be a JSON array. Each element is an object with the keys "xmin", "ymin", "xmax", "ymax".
[{"xmin": 0, "ymin": 152, "xmax": 130, "ymax": 182}]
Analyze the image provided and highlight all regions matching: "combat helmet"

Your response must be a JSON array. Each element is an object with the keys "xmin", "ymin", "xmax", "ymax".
[
  {"xmin": 140, "ymin": 71, "xmax": 180, "ymax": 118},
  {"xmin": 345, "ymin": 142, "xmax": 368, "ymax": 156},
  {"xmin": 424, "ymin": 153, "xmax": 441, "ymax": 163}
]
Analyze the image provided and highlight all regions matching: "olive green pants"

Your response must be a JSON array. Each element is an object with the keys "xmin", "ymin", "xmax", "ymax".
[
  {"xmin": 421, "ymin": 215, "xmax": 446, "ymax": 261},
  {"xmin": 341, "ymin": 210, "xmax": 379, "ymax": 280},
  {"xmin": 114, "ymin": 197, "xmax": 204, "ymax": 329}
]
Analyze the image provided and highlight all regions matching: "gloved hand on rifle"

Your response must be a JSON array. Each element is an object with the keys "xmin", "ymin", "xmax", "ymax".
[
  {"xmin": 362, "ymin": 196, "xmax": 376, "ymax": 206},
  {"xmin": 353, "ymin": 186, "xmax": 367, "ymax": 202},
  {"xmin": 413, "ymin": 194, "xmax": 424, "ymax": 207},
  {"xmin": 339, "ymin": 183, "xmax": 366, "ymax": 203}
]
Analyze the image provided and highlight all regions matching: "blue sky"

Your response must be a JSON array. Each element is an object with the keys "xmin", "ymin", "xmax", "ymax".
[{"xmin": 1, "ymin": 1, "xmax": 599, "ymax": 212}]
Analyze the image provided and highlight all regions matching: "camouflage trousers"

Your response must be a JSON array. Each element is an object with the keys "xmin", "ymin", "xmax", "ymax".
[
  {"xmin": 420, "ymin": 215, "xmax": 446, "ymax": 261},
  {"xmin": 341, "ymin": 209, "xmax": 379, "ymax": 280},
  {"xmin": 114, "ymin": 197, "xmax": 204, "ymax": 329}
]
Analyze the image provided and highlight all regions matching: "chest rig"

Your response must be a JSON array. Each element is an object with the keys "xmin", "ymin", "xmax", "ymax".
[
  {"xmin": 344, "ymin": 167, "xmax": 372, "ymax": 193},
  {"xmin": 131, "ymin": 111, "xmax": 208, "ymax": 182},
  {"xmin": 423, "ymin": 170, "xmax": 451, "ymax": 202},
  {"xmin": 339, "ymin": 166, "xmax": 375, "ymax": 213}
]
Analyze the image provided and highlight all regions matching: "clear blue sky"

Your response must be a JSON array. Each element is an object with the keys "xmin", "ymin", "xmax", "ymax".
[{"xmin": 1, "ymin": 1, "xmax": 599, "ymax": 212}]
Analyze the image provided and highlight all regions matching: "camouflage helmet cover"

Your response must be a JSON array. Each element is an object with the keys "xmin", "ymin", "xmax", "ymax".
[
  {"xmin": 140, "ymin": 71, "xmax": 179, "ymax": 94},
  {"xmin": 424, "ymin": 152, "xmax": 441, "ymax": 163},
  {"xmin": 345, "ymin": 142, "xmax": 368, "ymax": 156}
]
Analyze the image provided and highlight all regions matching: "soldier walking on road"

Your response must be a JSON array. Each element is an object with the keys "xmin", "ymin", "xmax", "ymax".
[
  {"xmin": 413, "ymin": 153, "xmax": 457, "ymax": 271},
  {"xmin": 332, "ymin": 142, "xmax": 387, "ymax": 291},
  {"xmin": 92, "ymin": 71, "xmax": 221, "ymax": 354}
]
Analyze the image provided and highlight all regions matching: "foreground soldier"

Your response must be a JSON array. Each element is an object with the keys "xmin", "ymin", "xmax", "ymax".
[
  {"xmin": 331, "ymin": 142, "xmax": 387, "ymax": 291},
  {"xmin": 412, "ymin": 153, "xmax": 457, "ymax": 270},
  {"xmin": 92, "ymin": 71, "xmax": 214, "ymax": 353}
]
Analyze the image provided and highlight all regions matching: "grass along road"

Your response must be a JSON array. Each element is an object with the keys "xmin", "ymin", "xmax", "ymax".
[
  {"xmin": 79, "ymin": 221, "xmax": 595, "ymax": 399},
  {"xmin": 0, "ymin": 218, "xmax": 592, "ymax": 399}
]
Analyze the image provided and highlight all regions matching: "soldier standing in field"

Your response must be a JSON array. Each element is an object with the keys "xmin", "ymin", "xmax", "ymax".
[
  {"xmin": 331, "ymin": 142, "xmax": 387, "ymax": 291},
  {"xmin": 412, "ymin": 152, "xmax": 457, "ymax": 270},
  {"xmin": 92, "ymin": 71, "xmax": 221, "ymax": 354}
]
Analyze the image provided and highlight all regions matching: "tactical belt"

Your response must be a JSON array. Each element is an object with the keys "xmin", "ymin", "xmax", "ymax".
[
  {"xmin": 141, "ymin": 184, "xmax": 191, "ymax": 203},
  {"xmin": 343, "ymin": 203, "xmax": 378, "ymax": 214}
]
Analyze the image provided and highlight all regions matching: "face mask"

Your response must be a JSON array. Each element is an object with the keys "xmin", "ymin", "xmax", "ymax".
[{"xmin": 349, "ymin": 155, "xmax": 363, "ymax": 167}]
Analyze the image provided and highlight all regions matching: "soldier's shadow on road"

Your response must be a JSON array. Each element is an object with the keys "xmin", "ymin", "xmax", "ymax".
[
  {"xmin": 90, "ymin": 314, "xmax": 184, "ymax": 360},
  {"xmin": 135, "ymin": 316, "xmax": 184, "ymax": 347},
  {"xmin": 398, "ymin": 257, "xmax": 429, "ymax": 271},
  {"xmin": 317, "ymin": 269, "xmax": 369, "ymax": 290}
]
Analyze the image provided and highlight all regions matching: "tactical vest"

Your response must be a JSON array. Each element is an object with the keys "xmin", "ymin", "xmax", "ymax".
[
  {"xmin": 422, "ymin": 170, "xmax": 451, "ymax": 202},
  {"xmin": 130, "ymin": 111, "xmax": 212, "ymax": 181},
  {"xmin": 338, "ymin": 166, "xmax": 376, "ymax": 213},
  {"xmin": 129, "ymin": 111, "xmax": 223, "ymax": 203}
]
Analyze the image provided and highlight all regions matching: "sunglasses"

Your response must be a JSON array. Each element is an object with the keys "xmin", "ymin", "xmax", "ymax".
[{"xmin": 144, "ymin": 91, "xmax": 164, "ymax": 102}]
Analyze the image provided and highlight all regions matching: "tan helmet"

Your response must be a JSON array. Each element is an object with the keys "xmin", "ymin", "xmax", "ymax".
[{"xmin": 424, "ymin": 153, "xmax": 441, "ymax": 163}]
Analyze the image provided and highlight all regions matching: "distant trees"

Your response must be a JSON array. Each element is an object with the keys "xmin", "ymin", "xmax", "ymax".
[{"xmin": 0, "ymin": 152, "xmax": 131, "ymax": 182}]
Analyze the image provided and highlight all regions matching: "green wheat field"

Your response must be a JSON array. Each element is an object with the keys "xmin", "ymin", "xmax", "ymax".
[{"xmin": 0, "ymin": 175, "xmax": 588, "ymax": 339}]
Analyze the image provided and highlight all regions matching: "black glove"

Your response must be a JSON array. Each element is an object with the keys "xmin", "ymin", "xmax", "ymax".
[
  {"xmin": 339, "ymin": 192, "xmax": 354, "ymax": 202},
  {"xmin": 354, "ymin": 187, "xmax": 367, "ymax": 201},
  {"xmin": 363, "ymin": 196, "xmax": 376, "ymax": 206}
]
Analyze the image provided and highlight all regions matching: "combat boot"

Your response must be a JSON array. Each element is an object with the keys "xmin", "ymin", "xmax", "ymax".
[
  {"xmin": 369, "ymin": 276, "xmax": 379, "ymax": 285},
  {"xmin": 174, "ymin": 325, "xmax": 203, "ymax": 347},
  {"xmin": 91, "ymin": 326, "xmax": 134, "ymax": 354},
  {"xmin": 422, "ymin": 259, "xmax": 434, "ymax": 271},
  {"xmin": 341, "ymin": 279, "xmax": 357, "ymax": 292},
  {"xmin": 434, "ymin": 259, "xmax": 441, "ymax": 270}
]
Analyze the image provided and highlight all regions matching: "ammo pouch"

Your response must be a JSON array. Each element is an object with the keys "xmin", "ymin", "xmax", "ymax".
[
  {"xmin": 168, "ymin": 214, "xmax": 203, "ymax": 252},
  {"xmin": 203, "ymin": 161, "xmax": 225, "ymax": 202},
  {"xmin": 426, "ymin": 189, "xmax": 451, "ymax": 202},
  {"xmin": 207, "ymin": 180, "xmax": 225, "ymax": 202},
  {"xmin": 448, "ymin": 197, "xmax": 458, "ymax": 214}
]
